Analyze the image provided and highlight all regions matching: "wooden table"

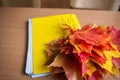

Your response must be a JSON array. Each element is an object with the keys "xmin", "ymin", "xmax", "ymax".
[{"xmin": 0, "ymin": 7, "xmax": 120, "ymax": 80}]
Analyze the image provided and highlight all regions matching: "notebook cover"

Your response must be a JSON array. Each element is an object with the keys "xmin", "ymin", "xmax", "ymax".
[{"xmin": 28, "ymin": 14, "xmax": 80, "ymax": 74}]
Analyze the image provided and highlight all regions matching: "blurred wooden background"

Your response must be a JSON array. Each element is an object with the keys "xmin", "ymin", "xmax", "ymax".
[
  {"xmin": 0, "ymin": 0, "xmax": 70, "ymax": 8},
  {"xmin": 0, "ymin": 0, "xmax": 119, "ymax": 11}
]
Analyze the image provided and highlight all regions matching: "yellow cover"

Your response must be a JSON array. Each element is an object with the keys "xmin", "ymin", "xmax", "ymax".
[{"xmin": 32, "ymin": 14, "xmax": 80, "ymax": 74}]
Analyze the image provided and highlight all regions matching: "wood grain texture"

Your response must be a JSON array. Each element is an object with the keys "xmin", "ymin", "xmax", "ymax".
[{"xmin": 0, "ymin": 7, "xmax": 120, "ymax": 80}]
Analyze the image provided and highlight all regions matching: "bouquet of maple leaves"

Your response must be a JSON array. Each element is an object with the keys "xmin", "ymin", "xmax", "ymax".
[{"xmin": 45, "ymin": 23, "xmax": 120, "ymax": 80}]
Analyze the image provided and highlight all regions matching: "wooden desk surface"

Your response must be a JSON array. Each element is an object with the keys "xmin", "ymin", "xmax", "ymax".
[{"xmin": 0, "ymin": 7, "xmax": 120, "ymax": 80}]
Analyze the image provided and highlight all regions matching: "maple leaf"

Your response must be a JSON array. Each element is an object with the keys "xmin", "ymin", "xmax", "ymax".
[
  {"xmin": 48, "ymin": 53, "xmax": 82, "ymax": 80},
  {"xmin": 92, "ymin": 46, "xmax": 106, "ymax": 60},
  {"xmin": 76, "ymin": 52, "xmax": 91, "ymax": 76},
  {"xmin": 77, "ymin": 40, "xmax": 93, "ymax": 53},
  {"xmin": 107, "ymin": 26, "xmax": 120, "ymax": 51},
  {"xmin": 98, "ymin": 50, "xmax": 120, "ymax": 75},
  {"xmin": 90, "ymin": 50, "xmax": 106, "ymax": 64},
  {"xmin": 45, "ymin": 23, "xmax": 120, "ymax": 80},
  {"xmin": 112, "ymin": 57, "xmax": 120, "ymax": 68},
  {"xmin": 60, "ymin": 42, "xmax": 74, "ymax": 54},
  {"xmin": 88, "ymin": 70, "xmax": 102, "ymax": 80},
  {"xmin": 69, "ymin": 25, "xmax": 110, "ymax": 47},
  {"xmin": 86, "ymin": 61, "xmax": 97, "ymax": 76}
]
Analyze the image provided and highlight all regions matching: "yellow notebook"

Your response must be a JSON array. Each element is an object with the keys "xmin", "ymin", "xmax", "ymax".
[{"xmin": 32, "ymin": 14, "xmax": 80, "ymax": 74}]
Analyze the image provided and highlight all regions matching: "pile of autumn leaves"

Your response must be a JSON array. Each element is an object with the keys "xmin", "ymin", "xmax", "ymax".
[{"xmin": 46, "ymin": 24, "xmax": 120, "ymax": 80}]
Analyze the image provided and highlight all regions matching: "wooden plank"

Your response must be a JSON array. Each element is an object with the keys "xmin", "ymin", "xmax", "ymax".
[{"xmin": 0, "ymin": 7, "xmax": 120, "ymax": 80}]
